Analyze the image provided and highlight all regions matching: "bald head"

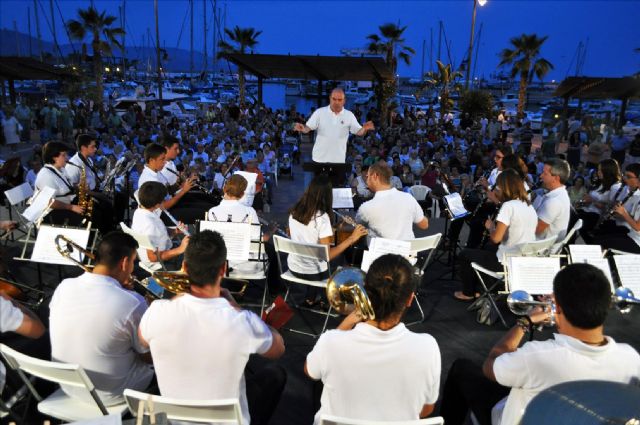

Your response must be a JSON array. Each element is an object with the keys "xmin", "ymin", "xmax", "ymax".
[{"xmin": 329, "ymin": 88, "xmax": 346, "ymax": 113}]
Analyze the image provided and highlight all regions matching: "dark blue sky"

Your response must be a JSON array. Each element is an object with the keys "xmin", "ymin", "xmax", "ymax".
[{"xmin": 1, "ymin": 0, "xmax": 639, "ymax": 81}]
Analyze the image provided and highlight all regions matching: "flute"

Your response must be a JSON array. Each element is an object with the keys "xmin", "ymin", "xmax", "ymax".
[{"xmin": 162, "ymin": 209, "xmax": 191, "ymax": 237}]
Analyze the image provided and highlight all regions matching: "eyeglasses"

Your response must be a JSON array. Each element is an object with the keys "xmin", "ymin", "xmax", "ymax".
[{"xmin": 623, "ymin": 174, "xmax": 638, "ymax": 180}]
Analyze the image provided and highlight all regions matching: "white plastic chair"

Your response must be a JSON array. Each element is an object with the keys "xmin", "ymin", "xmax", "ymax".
[
  {"xmin": 513, "ymin": 235, "xmax": 558, "ymax": 258},
  {"xmin": 404, "ymin": 233, "xmax": 442, "ymax": 326},
  {"xmin": 409, "ymin": 185, "xmax": 431, "ymax": 201},
  {"xmin": 124, "ymin": 389, "xmax": 242, "ymax": 424},
  {"xmin": 120, "ymin": 222, "xmax": 165, "ymax": 273},
  {"xmin": 273, "ymin": 235, "xmax": 333, "ymax": 337},
  {"xmin": 550, "ymin": 219, "xmax": 583, "ymax": 255},
  {"xmin": 320, "ymin": 415, "xmax": 444, "ymax": 425},
  {"xmin": 0, "ymin": 344, "xmax": 128, "ymax": 421}
]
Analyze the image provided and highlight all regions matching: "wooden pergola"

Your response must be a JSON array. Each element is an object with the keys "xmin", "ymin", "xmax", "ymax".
[
  {"xmin": 0, "ymin": 57, "xmax": 76, "ymax": 105},
  {"xmin": 220, "ymin": 53, "xmax": 394, "ymax": 107}
]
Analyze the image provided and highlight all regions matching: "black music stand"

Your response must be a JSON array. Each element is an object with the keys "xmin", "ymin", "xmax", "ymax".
[
  {"xmin": 432, "ymin": 195, "xmax": 470, "ymax": 282},
  {"xmin": 303, "ymin": 161, "xmax": 349, "ymax": 187}
]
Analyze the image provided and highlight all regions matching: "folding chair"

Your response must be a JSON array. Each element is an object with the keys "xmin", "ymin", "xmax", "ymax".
[
  {"xmin": 120, "ymin": 222, "xmax": 165, "ymax": 273},
  {"xmin": 409, "ymin": 184, "xmax": 432, "ymax": 216},
  {"xmin": 320, "ymin": 415, "xmax": 444, "ymax": 425},
  {"xmin": 124, "ymin": 389, "xmax": 242, "ymax": 424},
  {"xmin": 550, "ymin": 219, "xmax": 583, "ymax": 255},
  {"xmin": 3, "ymin": 183, "xmax": 34, "ymax": 242},
  {"xmin": 0, "ymin": 344, "xmax": 128, "ymax": 421},
  {"xmin": 273, "ymin": 235, "xmax": 334, "ymax": 337},
  {"xmin": 471, "ymin": 236, "xmax": 558, "ymax": 327},
  {"xmin": 404, "ymin": 233, "xmax": 442, "ymax": 326}
]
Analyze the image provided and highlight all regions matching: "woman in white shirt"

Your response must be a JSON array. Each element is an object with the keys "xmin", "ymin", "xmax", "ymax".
[
  {"xmin": 577, "ymin": 159, "xmax": 623, "ymax": 243},
  {"xmin": 34, "ymin": 141, "xmax": 85, "ymax": 226},
  {"xmin": 455, "ymin": 169, "xmax": 538, "ymax": 300},
  {"xmin": 288, "ymin": 174, "xmax": 367, "ymax": 283}
]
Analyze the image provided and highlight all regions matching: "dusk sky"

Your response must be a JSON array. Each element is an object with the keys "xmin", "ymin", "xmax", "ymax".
[{"xmin": 1, "ymin": 0, "xmax": 639, "ymax": 81}]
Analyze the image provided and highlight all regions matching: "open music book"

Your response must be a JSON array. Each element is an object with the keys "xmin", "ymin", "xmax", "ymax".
[
  {"xmin": 508, "ymin": 256, "xmax": 561, "ymax": 294},
  {"xmin": 613, "ymin": 255, "xmax": 640, "ymax": 295},
  {"xmin": 332, "ymin": 188, "xmax": 355, "ymax": 209},
  {"xmin": 443, "ymin": 193, "xmax": 470, "ymax": 220},
  {"xmin": 198, "ymin": 221, "xmax": 251, "ymax": 262},
  {"xmin": 360, "ymin": 238, "xmax": 411, "ymax": 272},
  {"xmin": 31, "ymin": 225, "xmax": 91, "ymax": 266}
]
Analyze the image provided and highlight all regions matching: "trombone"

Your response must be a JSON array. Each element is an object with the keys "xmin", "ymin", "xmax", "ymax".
[{"xmin": 55, "ymin": 235, "xmax": 95, "ymax": 272}]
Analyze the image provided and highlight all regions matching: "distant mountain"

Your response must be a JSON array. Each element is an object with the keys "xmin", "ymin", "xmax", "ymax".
[{"xmin": 0, "ymin": 28, "xmax": 226, "ymax": 73}]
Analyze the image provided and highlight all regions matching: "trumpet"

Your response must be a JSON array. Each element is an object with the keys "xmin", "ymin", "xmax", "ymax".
[
  {"xmin": 326, "ymin": 267, "xmax": 375, "ymax": 320},
  {"xmin": 613, "ymin": 287, "xmax": 640, "ymax": 314},
  {"xmin": 507, "ymin": 290, "xmax": 556, "ymax": 327},
  {"xmin": 55, "ymin": 234, "xmax": 95, "ymax": 272}
]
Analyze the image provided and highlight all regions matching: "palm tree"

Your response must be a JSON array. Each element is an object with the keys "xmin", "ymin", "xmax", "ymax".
[
  {"xmin": 498, "ymin": 33, "xmax": 554, "ymax": 118},
  {"xmin": 67, "ymin": 6, "xmax": 124, "ymax": 101},
  {"xmin": 421, "ymin": 60, "xmax": 463, "ymax": 121},
  {"xmin": 218, "ymin": 26, "xmax": 262, "ymax": 104},
  {"xmin": 366, "ymin": 23, "xmax": 415, "ymax": 127}
]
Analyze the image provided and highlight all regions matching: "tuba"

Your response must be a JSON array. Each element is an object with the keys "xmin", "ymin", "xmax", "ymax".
[{"xmin": 326, "ymin": 267, "xmax": 375, "ymax": 320}]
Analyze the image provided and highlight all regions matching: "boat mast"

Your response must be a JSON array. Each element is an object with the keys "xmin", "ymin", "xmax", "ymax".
[
  {"xmin": 190, "ymin": 0, "xmax": 194, "ymax": 76},
  {"xmin": 28, "ymin": 8, "xmax": 33, "ymax": 57},
  {"xmin": 34, "ymin": 0, "xmax": 43, "ymax": 60},
  {"xmin": 203, "ymin": 0, "xmax": 207, "ymax": 72},
  {"xmin": 49, "ymin": 0, "xmax": 59, "ymax": 63},
  {"xmin": 121, "ymin": 0, "xmax": 126, "ymax": 83},
  {"xmin": 154, "ymin": 0, "xmax": 163, "ymax": 105}
]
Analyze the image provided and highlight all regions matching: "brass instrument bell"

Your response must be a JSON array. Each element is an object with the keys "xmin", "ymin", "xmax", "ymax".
[{"xmin": 326, "ymin": 267, "xmax": 375, "ymax": 320}]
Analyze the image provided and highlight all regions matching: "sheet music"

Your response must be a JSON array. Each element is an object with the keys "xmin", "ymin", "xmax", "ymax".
[
  {"xmin": 569, "ymin": 245, "xmax": 603, "ymax": 263},
  {"xmin": 587, "ymin": 258, "xmax": 615, "ymax": 291},
  {"xmin": 444, "ymin": 193, "xmax": 470, "ymax": 219},
  {"xmin": 369, "ymin": 237, "xmax": 411, "ymax": 258},
  {"xmin": 31, "ymin": 225, "xmax": 90, "ymax": 265},
  {"xmin": 235, "ymin": 171, "xmax": 258, "ymax": 207},
  {"xmin": 22, "ymin": 186, "xmax": 55, "ymax": 223},
  {"xmin": 198, "ymin": 221, "xmax": 251, "ymax": 262},
  {"xmin": 508, "ymin": 256, "xmax": 560, "ymax": 294},
  {"xmin": 332, "ymin": 188, "xmax": 354, "ymax": 209},
  {"xmin": 360, "ymin": 250, "xmax": 377, "ymax": 272},
  {"xmin": 613, "ymin": 255, "xmax": 640, "ymax": 294}
]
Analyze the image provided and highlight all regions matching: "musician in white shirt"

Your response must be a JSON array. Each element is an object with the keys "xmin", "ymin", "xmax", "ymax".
[
  {"xmin": 599, "ymin": 163, "xmax": 640, "ymax": 253},
  {"xmin": 207, "ymin": 174, "xmax": 259, "ymax": 224},
  {"xmin": 533, "ymin": 158, "xmax": 571, "ymax": 241},
  {"xmin": 131, "ymin": 181, "xmax": 190, "ymax": 271},
  {"xmin": 34, "ymin": 141, "xmax": 85, "ymax": 225}
]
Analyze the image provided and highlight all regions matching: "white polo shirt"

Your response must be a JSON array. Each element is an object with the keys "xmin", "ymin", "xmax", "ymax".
[
  {"xmin": 356, "ymin": 188, "xmax": 425, "ymax": 241},
  {"xmin": 288, "ymin": 212, "xmax": 333, "ymax": 275},
  {"xmin": 136, "ymin": 166, "xmax": 171, "ymax": 201},
  {"xmin": 618, "ymin": 187, "xmax": 640, "ymax": 247},
  {"xmin": 66, "ymin": 153, "xmax": 98, "ymax": 190},
  {"xmin": 488, "ymin": 167, "xmax": 501, "ymax": 188},
  {"xmin": 139, "ymin": 294, "xmax": 273, "ymax": 425},
  {"xmin": 583, "ymin": 182, "xmax": 623, "ymax": 215},
  {"xmin": 131, "ymin": 208, "xmax": 172, "ymax": 270},
  {"xmin": 306, "ymin": 322, "xmax": 441, "ymax": 424},
  {"xmin": 160, "ymin": 160, "xmax": 180, "ymax": 186},
  {"xmin": 494, "ymin": 334, "xmax": 640, "ymax": 425},
  {"xmin": 34, "ymin": 165, "xmax": 76, "ymax": 204},
  {"xmin": 306, "ymin": 106, "xmax": 362, "ymax": 163},
  {"xmin": 49, "ymin": 272, "xmax": 153, "ymax": 406},
  {"xmin": 533, "ymin": 185, "xmax": 570, "ymax": 241},
  {"xmin": 495, "ymin": 200, "xmax": 538, "ymax": 262},
  {"xmin": 1, "ymin": 297, "xmax": 24, "ymax": 393}
]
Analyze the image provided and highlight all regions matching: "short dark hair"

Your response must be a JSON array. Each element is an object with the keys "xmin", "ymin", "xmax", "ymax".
[
  {"xmin": 42, "ymin": 141, "xmax": 69, "ymax": 164},
  {"xmin": 159, "ymin": 133, "xmax": 180, "ymax": 149},
  {"xmin": 95, "ymin": 231, "xmax": 138, "ymax": 269},
  {"xmin": 626, "ymin": 162, "xmax": 640, "ymax": 178},
  {"xmin": 138, "ymin": 181, "xmax": 167, "ymax": 208},
  {"xmin": 184, "ymin": 230, "xmax": 227, "ymax": 287},
  {"xmin": 553, "ymin": 263, "xmax": 611, "ymax": 329},
  {"xmin": 76, "ymin": 133, "xmax": 98, "ymax": 151},
  {"xmin": 144, "ymin": 143, "xmax": 167, "ymax": 163},
  {"xmin": 365, "ymin": 254, "xmax": 416, "ymax": 321}
]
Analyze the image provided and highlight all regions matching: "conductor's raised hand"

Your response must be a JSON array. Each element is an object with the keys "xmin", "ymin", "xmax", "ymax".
[
  {"xmin": 293, "ymin": 122, "xmax": 306, "ymax": 132},
  {"xmin": 362, "ymin": 121, "xmax": 375, "ymax": 132}
]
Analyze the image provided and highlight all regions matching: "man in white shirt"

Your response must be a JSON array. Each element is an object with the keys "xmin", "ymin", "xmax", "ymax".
[
  {"xmin": 49, "ymin": 231, "xmax": 155, "ymax": 406},
  {"xmin": 139, "ymin": 230, "xmax": 286, "ymax": 425},
  {"xmin": 356, "ymin": 162, "xmax": 428, "ymax": 242},
  {"xmin": 294, "ymin": 88, "xmax": 374, "ymax": 184},
  {"xmin": 533, "ymin": 158, "xmax": 571, "ymax": 241},
  {"xmin": 305, "ymin": 254, "xmax": 441, "ymax": 424},
  {"xmin": 207, "ymin": 174, "xmax": 259, "ymax": 224},
  {"xmin": 440, "ymin": 263, "xmax": 640, "ymax": 425}
]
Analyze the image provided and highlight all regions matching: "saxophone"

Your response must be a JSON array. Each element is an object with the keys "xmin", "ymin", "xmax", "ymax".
[{"xmin": 77, "ymin": 166, "xmax": 94, "ymax": 224}]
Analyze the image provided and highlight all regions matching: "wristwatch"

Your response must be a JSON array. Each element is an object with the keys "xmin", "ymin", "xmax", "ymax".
[{"xmin": 516, "ymin": 316, "xmax": 533, "ymax": 334}]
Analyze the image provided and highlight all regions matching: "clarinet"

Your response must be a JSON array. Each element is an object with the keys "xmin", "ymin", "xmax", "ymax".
[
  {"xmin": 480, "ymin": 204, "xmax": 501, "ymax": 247},
  {"xmin": 593, "ymin": 186, "xmax": 636, "ymax": 231},
  {"xmin": 162, "ymin": 208, "xmax": 191, "ymax": 237}
]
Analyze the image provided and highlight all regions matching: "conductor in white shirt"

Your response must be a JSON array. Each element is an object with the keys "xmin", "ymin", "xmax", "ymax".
[{"xmin": 294, "ymin": 88, "xmax": 374, "ymax": 184}]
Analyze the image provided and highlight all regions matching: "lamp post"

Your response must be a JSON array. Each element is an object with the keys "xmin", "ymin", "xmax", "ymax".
[{"xmin": 465, "ymin": 0, "xmax": 486, "ymax": 90}]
